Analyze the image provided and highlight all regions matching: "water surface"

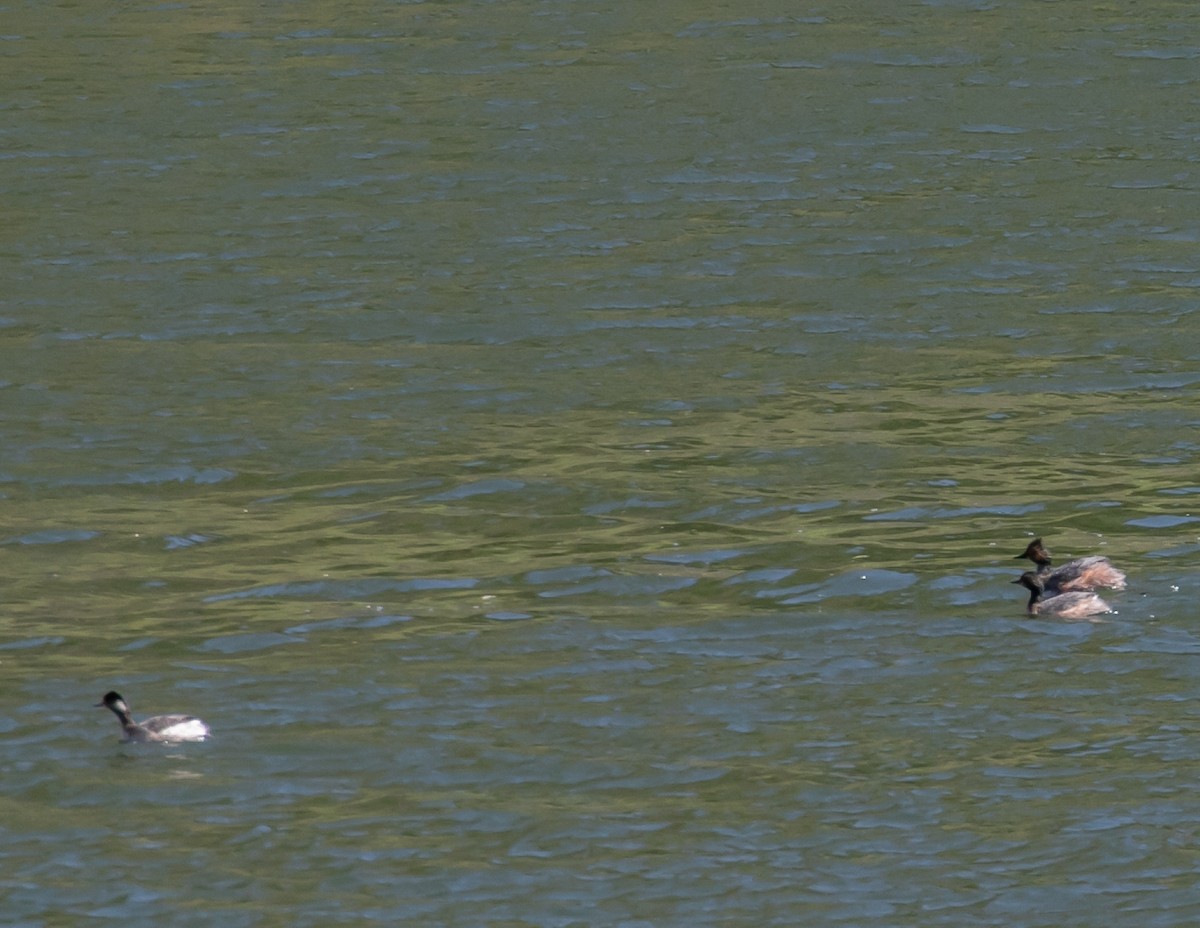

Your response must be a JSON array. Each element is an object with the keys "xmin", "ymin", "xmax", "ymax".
[{"xmin": 4, "ymin": 1, "xmax": 1200, "ymax": 924}]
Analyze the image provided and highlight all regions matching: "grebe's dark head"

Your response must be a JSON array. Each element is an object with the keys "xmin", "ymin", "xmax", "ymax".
[
  {"xmin": 1015, "ymin": 538, "xmax": 1052, "ymax": 566},
  {"xmin": 96, "ymin": 691, "xmax": 128, "ymax": 711},
  {"xmin": 1013, "ymin": 571, "xmax": 1046, "ymax": 594}
]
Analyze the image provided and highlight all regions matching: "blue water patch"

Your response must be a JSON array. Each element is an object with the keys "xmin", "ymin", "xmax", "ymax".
[
  {"xmin": 785, "ymin": 499, "xmax": 842, "ymax": 514},
  {"xmin": 723, "ymin": 568, "xmax": 796, "ymax": 586},
  {"xmin": 643, "ymin": 548, "xmax": 747, "ymax": 566},
  {"xmin": 524, "ymin": 565, "xmax": 606, "ymax": 585},
  {"xmin": 535, "ymin": 573, "xmax": 697, "ymax": 599},
  {"xmin": 865, "ymin": 503, "xmax": 1042, "ymax": 521},
  {"xmin": 284, "ymin": 613, "xmax": 411, "ymax": 635},
  {"xmin": 759, "ymin": 568, "xmax": 917, "ymax": 604},
  {"xmin": 925, "ymin": 575, "xmax": 975, "ymax": 591},
  {"xmin": 584, "ymin": 497, "xmax": 680, "ymax": 516},
  {"xmin": 198, "ymin": 632, "xmax": 304, "ymax": 654},
  {"xmin": 117, "ymin": 638, "xmax": 159, "ymax": 651},
  {"xmin": 421, "ymin": 478, "xmax": 526, "ymax": 502},
  {"xmin": 1144, "ymin": 543, "xmax": 1200, "ymax": 559},
  {"xmin": 206, "ymin": 576, "xmax": 477, "ymax": 602},
  {"xmin": 126, "ymin": 466, "xmax": 237, "ymax": 486},
  {"xmin": 2, "ymin": 529, "xmax": 100, "ymax": 546},
  {"xmin": 164, "ymin": 533, "xmax": 222, "ymax": 550},
  {"xmin": 0, "ymin": 636, "xmax": 64, "ymax": 650},
  {"xmin": 1125, "ymin": 515, "xmax": 1200, "ymax": 529}
]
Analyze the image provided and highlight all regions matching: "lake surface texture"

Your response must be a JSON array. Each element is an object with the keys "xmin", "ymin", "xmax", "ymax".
[{"xmin": 5, "ymin": 2, "xmax": 1200, "ymax": 925}]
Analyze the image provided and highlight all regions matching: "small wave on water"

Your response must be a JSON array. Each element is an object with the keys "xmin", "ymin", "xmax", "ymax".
[
  {"xmin": 204, "ymin": 577, "xmax": 479, "ymax": 603},
  {"xmin": 755, "ymin": 568, "xmax": 918, "ymax": 605}
]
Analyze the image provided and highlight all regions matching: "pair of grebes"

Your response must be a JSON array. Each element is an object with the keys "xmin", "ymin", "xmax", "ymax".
[{"xmin": 1013, "ymin": 537, "xmax": 1127, "ymax": 619}]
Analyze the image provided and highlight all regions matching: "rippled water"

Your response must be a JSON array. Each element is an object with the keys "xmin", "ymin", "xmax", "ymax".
[{"xmin": 5, "ymin": 1, "xmax": 1200, "ymax": 924}]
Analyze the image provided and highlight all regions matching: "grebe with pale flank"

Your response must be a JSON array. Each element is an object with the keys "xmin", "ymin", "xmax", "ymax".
[
  {"xmin": 1013, "ymin": 571, "xmax": 1112, "ymax": 620},
  {"xmin": 96, "ymin": 691, "xmax": 210, "ymax": 743},
  {"xmin": 1014, "ymin": 538, "xmax": 1126, "ymax": 593}
]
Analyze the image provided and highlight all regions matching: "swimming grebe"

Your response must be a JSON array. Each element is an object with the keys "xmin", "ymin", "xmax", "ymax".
[
  {"xmin": 96, "ymin": 691, "xmax": 210, "ymax": 743},
  {"xmin": 1013, "ymin": 571, "xmax": 1112, "ymax": 619},
  {"xmin": 1014, "ymin": 538, "xmax": 1127, "ymax": 593}
]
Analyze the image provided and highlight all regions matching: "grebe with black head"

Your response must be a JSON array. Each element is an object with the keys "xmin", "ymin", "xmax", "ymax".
[
  {"xmin": 1013, "ymin": 571, "xmax": 1112, "ymax": 619},
  {"xmin": 1014, "ymin": 538, "xmax": 1126, "ymax": 593},
  {"xmin": 96, "ymin": 691, "xmax": 210, "ymax": 743}
]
